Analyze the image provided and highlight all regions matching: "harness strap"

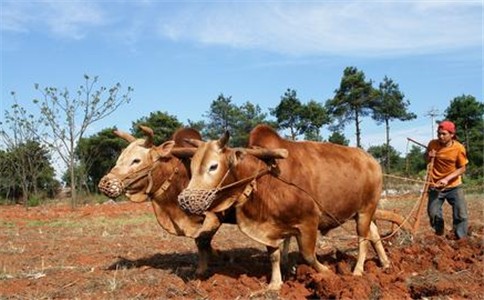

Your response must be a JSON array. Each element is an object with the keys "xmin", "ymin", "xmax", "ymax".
[
  {"xmin": 122, "ymin": 163, "xmax": 153, "ymax": 188},
  {"xmin": 218, "ymin": 162, "xmax": 277, "ymax": 207},
  {"xmin": 236, "ymin": 178, "xmax": 257, "ymax": 207},
  {"xmin": 218, "ymin": 168, "xmax": 271, "ymax": 193},
  {"xmin": 148, "ymin": 166, "xmax": 179, "ymax": 200},
  {"xmin": 118, "ymin": 150, "xmax": 182, "ymax": 201}
]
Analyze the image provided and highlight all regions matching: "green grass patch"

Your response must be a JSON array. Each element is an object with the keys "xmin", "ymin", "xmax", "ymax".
[
  {"xmin": 24, "ymin": 213, "xmax": 154, "ymax": 228},
  {"xmin": 0, "ymin": 221, "xmax": 16, "ymax": 228}
]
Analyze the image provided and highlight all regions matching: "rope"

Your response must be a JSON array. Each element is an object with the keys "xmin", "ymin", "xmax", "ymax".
[
  {"xmin": 120, "ymin": 152, "xmax": 182, "ymax": 198},
  {"xmin": 196, "ymin": 154, "xmax": 436, "ymax": 243},
  {"xmin": 382, "ymin": 173, "xmax": 433, "ymax": 185},
  {"xmin": 218, "ymin": 168, "xmax": 271, "ymax": 192},
  {"xmin": 273, "ymin": 170, "xmax": 434, "ymax": 242},
  {"xmin": 178, "ymin": 159, "xmax": 272, "ymax": 214},
  {"xmin": 148, "ymin": 163, "xmax": 180, "ymax": 201}
]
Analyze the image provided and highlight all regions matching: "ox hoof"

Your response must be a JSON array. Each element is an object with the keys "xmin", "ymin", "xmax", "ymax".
[
  {"xmin": 211, "ymin": 249, "xmax": 221, "ymax": 258},
  {"xmin": 267, "ymin": 281, "xmax": 283, "ymax": 291},
  {"xmin": 195, "ymin": 266, "xmax": 208, "ymax": 277}
]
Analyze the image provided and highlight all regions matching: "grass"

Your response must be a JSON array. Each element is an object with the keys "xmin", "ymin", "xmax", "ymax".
[
  {"xmin": 0, "ymin": 241, "xmax": 26, "ymax": 254},
  {"xmin": 1, "ymin": 196, "xmax": 482, "ymax": 299},
  {"xmin": 21, "ymin": 212, "xmax": 153, "ymax": 228}
]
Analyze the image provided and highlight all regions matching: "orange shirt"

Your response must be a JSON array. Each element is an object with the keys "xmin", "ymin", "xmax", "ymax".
[{"xmin": 427, "ymin": 139, "xmax": 468, "ymax": 188}]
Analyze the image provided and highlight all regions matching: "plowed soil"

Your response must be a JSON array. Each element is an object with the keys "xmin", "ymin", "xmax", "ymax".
[{"xmin": 1, "ymin": 195, "xmax": 483, "ymax": 299}]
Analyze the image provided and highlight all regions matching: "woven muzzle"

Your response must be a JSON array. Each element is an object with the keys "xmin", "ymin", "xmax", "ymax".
[
  {"xmin": 98, "ymin": 176, "xmax": 125, "ymax": 198},
  {"xmin": 178, "ymin": 188, "xmax": 219, "ymax": 215}
]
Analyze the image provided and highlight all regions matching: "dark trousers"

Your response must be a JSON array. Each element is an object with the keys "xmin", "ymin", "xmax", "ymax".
[{"xmin": 427, "ymin": 186, "xmax": 468, "ymax": 239}]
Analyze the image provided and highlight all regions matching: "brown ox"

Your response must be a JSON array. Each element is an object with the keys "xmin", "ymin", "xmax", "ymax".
[
  {"xmin": 98, "ymin": 126, "xmax": 232, "ymax": 275},
  {"xmin": 178, "ymin": 124, "xmax": 390, "ymax": 290}
]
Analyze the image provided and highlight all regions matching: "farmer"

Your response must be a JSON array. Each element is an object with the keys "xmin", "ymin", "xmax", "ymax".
[{"xmin": 425, "ymin": 120, "xmax": 469, "ymax": 239}]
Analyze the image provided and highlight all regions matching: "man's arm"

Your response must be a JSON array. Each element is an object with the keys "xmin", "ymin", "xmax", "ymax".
[
  {"xmin": 425, "ymin": 149, "xmax": 436, "ymax": 163},
  {"xmin": 435, "ymin": 165, "xmax": 466, "ymax": 188}
]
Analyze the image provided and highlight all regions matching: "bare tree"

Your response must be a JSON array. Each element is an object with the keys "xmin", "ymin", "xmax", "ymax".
[
  {"xmin": 0, "ymin": 94, "xmax": 47, "ymax": 204},
  {"xmin": 27, "ymin": 75, "xmax": 132, "ymax": 208}
]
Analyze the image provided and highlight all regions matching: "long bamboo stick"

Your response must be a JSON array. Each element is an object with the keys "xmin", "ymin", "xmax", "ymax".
[
  {"xmin": 407, "ymin": 137, "xmax": 428, "ymax": 149},
  {"xmin": 412, "ymin": 155, "xmax": 435, "ymax": 233}
]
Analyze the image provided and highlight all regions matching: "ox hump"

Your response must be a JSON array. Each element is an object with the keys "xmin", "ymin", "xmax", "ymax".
[
  {"xmin": 249, "ymin": 124, "xmax": 283, "ymax": 148},
  {"xmin": 172, "ymin": 128, "xmax": 202, "ymax": 147}
]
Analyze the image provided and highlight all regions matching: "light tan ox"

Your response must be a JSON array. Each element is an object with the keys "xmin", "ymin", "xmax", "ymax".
[
  {"xmin": 178, "ymin": 124, "xmax": 390, "ymax": 290},
  {"xmin": 98, "ymin": 126, "xmax": 233, "ymax": 275}
]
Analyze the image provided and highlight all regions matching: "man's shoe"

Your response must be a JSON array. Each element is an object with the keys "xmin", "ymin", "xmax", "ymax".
[{"xmin": 435, "ymin": 227, "xmax": 444, "ymax": 236}]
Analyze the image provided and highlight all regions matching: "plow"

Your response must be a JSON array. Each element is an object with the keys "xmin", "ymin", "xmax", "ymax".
[{"xmin": 373, "ymin": 138, "xmax": 434, "ymax": 238}]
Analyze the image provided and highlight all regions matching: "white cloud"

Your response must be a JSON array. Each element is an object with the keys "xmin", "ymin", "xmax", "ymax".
[
  {"xmin": 2, "ymin": 1, "xmax": 481, "ymax": 55},
  {"xmin": 1, "ymin": 2, "xmax": 33, "ymax": 33},
  {"xmin": 44, "ymin": 1, "xmax": 106, "ymax": 40},
  {"xmin": 157, "ymin": 1, "xmax": 482, "ymax": 57},
  {"xmin": 1, "ymin": 1, "xmax": 106, "ymax": 39}
]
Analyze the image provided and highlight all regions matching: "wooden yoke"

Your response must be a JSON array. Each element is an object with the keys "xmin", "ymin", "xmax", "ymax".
[
  {"xmin": 241, "ymin": 147, "xmax": 288, "ymax": 160},
  {"xmin": 170, "ymin": 147, "xmax": 197, "ymax": 158}
]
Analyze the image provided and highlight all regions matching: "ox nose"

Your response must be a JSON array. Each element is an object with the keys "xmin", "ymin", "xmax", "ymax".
[
  {"xmin": 177, "ymin": 188, "xmax": 218, "ymax": 215},
  {"xmin": 98, "ymin": 175, "xmax": 124, "ymax": 199}
]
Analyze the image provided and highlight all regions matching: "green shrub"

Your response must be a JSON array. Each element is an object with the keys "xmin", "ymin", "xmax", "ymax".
[{"xmin": 27, "ymin": 195, "xmax": 42, "ymax": 207}]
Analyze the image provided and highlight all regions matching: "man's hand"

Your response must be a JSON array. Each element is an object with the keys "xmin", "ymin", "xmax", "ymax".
[
  {"xmin": 436, "ymin": 178, "xmax": 449, "ymax": 188},
  {"xmin": 428, "ymin": 149, "xmax": 437, "ymax": 158}
]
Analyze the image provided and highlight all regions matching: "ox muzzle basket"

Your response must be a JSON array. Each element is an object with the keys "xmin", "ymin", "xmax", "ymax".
[
  {"xmin": 98, "ymin": 175, "xmax": 125, "ymax": 199},
  {"xmin": 177, "ymin": 188, "xmax": 219, "ymax": 215}
]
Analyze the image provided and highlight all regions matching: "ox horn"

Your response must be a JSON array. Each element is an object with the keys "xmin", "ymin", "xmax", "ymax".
[
  {"xmin": 139, "ymin": 125, "xmax": 154, "ymax": 148},
  {"xmin": 243, "ymin": 148, "xmax": 289, "ymax": 159},
  {"xmin": 170, "ymin": 147, "xmax": 197, "ymax": 158},
  {"xmin": 114, "ymin": 129, "xmax": 136, "ymax": 143},
  {"xmin": 217, "ymin": 131, "xmax": 230, "ymax": 148}
]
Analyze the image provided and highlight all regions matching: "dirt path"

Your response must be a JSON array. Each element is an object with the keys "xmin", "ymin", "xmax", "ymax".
[{"xmin": 1, "ymin": 197, "xmax": 483, "ymax": 299}]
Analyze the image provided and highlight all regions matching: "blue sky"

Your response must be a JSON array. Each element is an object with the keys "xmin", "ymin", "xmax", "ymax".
[{"xmin": 1, "ymin": 0, "xmax": 482, "ymax": 156}]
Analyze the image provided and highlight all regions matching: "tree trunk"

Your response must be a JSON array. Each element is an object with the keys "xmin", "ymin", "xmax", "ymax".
[
  {"xmin": 21, "ymin": 181, "xmax": 29, "ymax": 208},
  {"xmin": 464, "ymin": 123, "xmax": 470, "ymax": 154},
  {"xmin": 20, "ymin": 166, "xmax": 29, "ymax": 208},
  {"xmin": 355, "ymin": 110, "xmax": 361, "ymax": 148},
  {"xmin": 70, "ymin": 157, "xmax": 77, "ymax": 209},
  {"xmin": 385, "ymin": 119, "xmax": 391, "ymax": 172},
  {"xmin": 290, "ymin": 126, "xmax": 297, "ymax": 141}
]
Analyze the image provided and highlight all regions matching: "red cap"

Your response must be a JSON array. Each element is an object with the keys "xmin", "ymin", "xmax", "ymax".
[{"xmin": 438, "ymin": 120, "xmax": 456, "ymax": 133}]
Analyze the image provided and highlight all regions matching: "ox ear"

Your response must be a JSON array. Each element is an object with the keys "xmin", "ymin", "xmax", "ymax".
[
  {"xmin": 229, "ymin": 148, "xmax": 247, "ymax": 166},
  {"xmin": 154, "ymin": 141, "xmax": 175, "ymax": 158},
  {"xmin": 139, "ymin": 125, "xmax": 154, "ymax": 148},
  {"xmin": 217, "ymin": 131, "xmax": 230, "ymax": 149},
  {"xmin": 114, "ymin": 130, "xmax": 136, "ymax": 143},
  {"xmin": 184, "ymin": 138, "xmax": 203, "ymax": 148},
  {"xmin": 245, "ymin": 147, "xmax": 288, "ymax": 160}
]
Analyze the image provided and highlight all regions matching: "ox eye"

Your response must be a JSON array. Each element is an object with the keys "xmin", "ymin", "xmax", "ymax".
[
  {"xmin": 131, "ymin": 158, "xmax": 141, "ymax": 165},
  {"xmin": 208, "ymin": 163, "xmax": 218, "ymax": 172}
]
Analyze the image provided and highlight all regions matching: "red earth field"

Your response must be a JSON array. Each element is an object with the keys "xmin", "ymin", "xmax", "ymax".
[{"xmin": 1, "ymin": 194, "xmax": 483, "ymax": 299}]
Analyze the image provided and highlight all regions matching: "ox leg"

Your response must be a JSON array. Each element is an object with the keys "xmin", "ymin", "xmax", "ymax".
[
  {"xmin": 193, "ymin": 212, "xmax": 221, "ymax": 238},
  {"xmin": 353, "ymin": 213, "xmax": 372, "ymax": 276},
  {"xmin": 194, "ymin": 212, "xmax": 221, "ymax": 276},
  {"xmin": 296, "ymin": 229, "xmax": 328, "ymax": 273},
  {"xmin": 354, "ymin": 237, "xmax": 369, "ymax": 276},
  {"xmin": 369, "ymin": 221, "xmax": 390, "ymax": 269},
  {"xmin": 281, "ymin": 237, "xmax": 291, "ymax": 266},
  {"xmin": 266, "ymin": 246, "xmax": 283, "ymax": 290},
  {"xmin": 195, "ymin": 235, "xmax": 214, "ymax": 276}
]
